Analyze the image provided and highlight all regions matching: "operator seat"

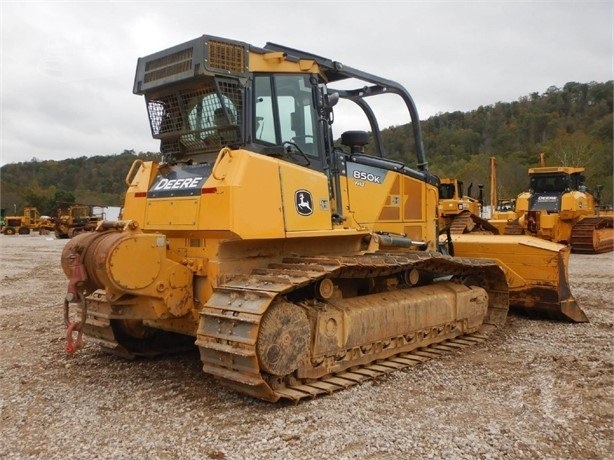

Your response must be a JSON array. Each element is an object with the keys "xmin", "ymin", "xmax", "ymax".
[{"xmin": 341, "ymin": 130, "xmax": 370, "ymax": 154}]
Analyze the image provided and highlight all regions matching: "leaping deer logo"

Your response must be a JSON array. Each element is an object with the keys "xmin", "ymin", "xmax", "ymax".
[{"xmin": 295, "ymin": 190, "xmax": 313, "ymax": 216}]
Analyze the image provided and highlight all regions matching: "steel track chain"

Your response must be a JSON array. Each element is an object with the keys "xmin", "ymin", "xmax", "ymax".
[
  {"xmin": 273, "ymin": 333, "xmax": 488, "ymax": 402},
  {"xmin": 196, "ymin": 252, "xmax": 508, "ymax": 402}
]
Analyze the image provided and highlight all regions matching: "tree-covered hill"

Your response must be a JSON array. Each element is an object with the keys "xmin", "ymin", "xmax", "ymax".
[
  {"xmin": 381, "ymin": 81, "xmax": 613, "ymax": 202},
  {"xmin": 1, "ymin": 150, "xmax": 159, "ymax": 216},
  {"xmin": 1, "ymin": 81, "xmax": 612, "ymax": 216}
]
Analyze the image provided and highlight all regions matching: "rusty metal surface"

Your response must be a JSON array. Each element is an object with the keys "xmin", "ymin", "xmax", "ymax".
[{"xmin": 195, "ymin": 252, "xmax": 508, "ymax": 402}]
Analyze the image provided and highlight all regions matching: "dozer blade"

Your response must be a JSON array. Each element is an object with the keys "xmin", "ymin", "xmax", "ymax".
[{"xmin": 445, "ymin": 234, "xmax": 588, "ymax": 323}]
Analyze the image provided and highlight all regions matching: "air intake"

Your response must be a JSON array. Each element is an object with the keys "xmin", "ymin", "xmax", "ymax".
[
  {"xmin": 134, "ymin": 35, "xmax": 248, "ymax": 94},
  {"xmin": 206, "ymin": 39, "xmax": 246, "ymax": 74},
  {"xmin": 144, "ymin": 48, "xmax": 194, "ymax": 84}
]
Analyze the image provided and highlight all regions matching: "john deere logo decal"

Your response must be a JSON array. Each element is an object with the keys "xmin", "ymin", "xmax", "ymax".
[{"xmin": 295, "ymin": 190, "xmax": 313, "ymax": 216}]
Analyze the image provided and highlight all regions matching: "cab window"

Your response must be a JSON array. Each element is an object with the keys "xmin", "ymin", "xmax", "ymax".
[
  {"xmin": 254, "ymin": 74, "xmax": 319, "ymax": 159},
  {"xmin": 531, "ymin": 174, "xmax": 569, "ymax": 193}
]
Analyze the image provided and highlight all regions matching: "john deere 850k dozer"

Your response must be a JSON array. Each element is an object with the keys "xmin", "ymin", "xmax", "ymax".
[{"xmin": 61, "ymin": 34, "xmax": 586, "ymax": 403}]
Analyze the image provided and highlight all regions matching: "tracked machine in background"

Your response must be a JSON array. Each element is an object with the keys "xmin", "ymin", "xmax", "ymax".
[
  {"xmin": 437, "ymin": 178, "xmax": 499, "ymax": 235},
  {"xmin": 503, "ymin": 155, "xmax": 613, "ymax": 254},
  {"xmin": 61, "ymin": 34, "xmax": 586, "ymax": 403},
  {"xmin": 55, "ymin": 204, "xmax": 104, "ymax": 239}
]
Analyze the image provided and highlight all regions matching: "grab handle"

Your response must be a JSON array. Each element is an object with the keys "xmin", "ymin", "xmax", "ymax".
[{"xmin": 125, "ymin": 159, "xmax": 144, "ymax": 186}]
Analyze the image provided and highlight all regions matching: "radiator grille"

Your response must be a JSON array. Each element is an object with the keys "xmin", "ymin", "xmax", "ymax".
[
  {"xmin": 207, "ymin": 40, "xmax": 245, "ymax": 73},
  {"xmin": 144, "ymin": 47, "xmax": 193, "ymax": 84}
]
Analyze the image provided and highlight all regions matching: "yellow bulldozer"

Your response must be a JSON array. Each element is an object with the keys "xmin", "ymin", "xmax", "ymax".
[
  {"xmin": 1, "ymin": 207, "xmax": 55, "ymax": 235},
  {"xmin": 437, "ymin": 178, "xmax": 499, "ymax": 235},
  {"xmin": 54, "ymin": 204, "xmax": 104, "ymax": 239},
  {"xmin": 60, "ymin": 34, "xmax": 586, "ymax": 403},
  {"xmin": 502, "ymin": 156, "xmax": 613, "ymax": 254}
]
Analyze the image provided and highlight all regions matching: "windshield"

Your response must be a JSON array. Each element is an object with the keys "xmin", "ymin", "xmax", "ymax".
[
  {"xmin": 530, "ymin": 174, "xmax": 569, "ymax": 193},
  {"xmin": 439, "ymin": 184, "xmax": 456, "ymax": 199},
  {"xmin": 254, "ymin": 74, "xmax": 318, "ymax": 158}
]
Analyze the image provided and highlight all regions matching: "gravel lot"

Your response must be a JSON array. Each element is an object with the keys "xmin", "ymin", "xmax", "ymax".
[{"xmin": 0, "ymin": 234, "xmax": 612, "ymax": 459}]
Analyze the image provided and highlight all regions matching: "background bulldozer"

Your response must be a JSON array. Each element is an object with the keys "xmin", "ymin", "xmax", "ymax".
[
  {"xmin": 437, "ymin": 178, "xmax": 499, "ymax": 235},
  {"xmin": 54, "ymin": 204, "xmax": 104, "ymax": 239},
  {"xmin": 502, "ymin": 156, "xmax": 613, "ymax": 254},
  {"xmin": 61, "ymin": 34, "xmax": 586, "ymax": 403}
]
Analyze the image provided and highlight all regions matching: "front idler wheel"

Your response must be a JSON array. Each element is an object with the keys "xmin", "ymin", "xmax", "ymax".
[{"xmin": 257, "ymin": 301, "xmax": 310, "ymax": 376}]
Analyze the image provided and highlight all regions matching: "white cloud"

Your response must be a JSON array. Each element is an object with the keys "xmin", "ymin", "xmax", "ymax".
[{"xmin": 1, "ymin": 1, "xmax": 612, "ymax": 166}]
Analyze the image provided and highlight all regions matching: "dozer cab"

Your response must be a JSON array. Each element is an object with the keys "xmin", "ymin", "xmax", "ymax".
[
  {"xmin": 505, "ymin": 162, "xmax": 613, "ymax": 254},
  {"xmin": 438, "ymin": 178, "xmax": 498, "ymax": 235},
  {"xmin": 61, "ymin": 34, "xmax": 586, "ymax": 403}
]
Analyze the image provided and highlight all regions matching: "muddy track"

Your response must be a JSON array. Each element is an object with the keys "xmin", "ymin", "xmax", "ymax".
[{"xmin": 197, "ymin": 252, "xmax": 508, "ymax": 401}]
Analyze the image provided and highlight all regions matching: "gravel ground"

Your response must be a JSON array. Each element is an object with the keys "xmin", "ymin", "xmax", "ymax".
[{"xmin": 0, "ymin": 234, "xmax": 612, "ymax": 459}]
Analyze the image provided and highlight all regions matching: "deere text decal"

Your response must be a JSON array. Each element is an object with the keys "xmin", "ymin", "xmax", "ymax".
[
  {"xmin": 148, "ymin": 164, "xmax": 211, "ymax": 198},
  {"xmin": 530, "ymin": 193, "xmax": 562, "ymax": 212}
]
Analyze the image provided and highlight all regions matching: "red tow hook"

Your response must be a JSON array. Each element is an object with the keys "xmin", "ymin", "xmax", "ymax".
[
  {"xmin": 65, "ymin": 314, "xmax": 84, "ymax": 354},
  {"xmin": 66, "ymin": 252, "xmax": 87, "ymax": 303},
  {"xmin": 64, "ymin": 251, "xmax": 88, "ymax": 354}
]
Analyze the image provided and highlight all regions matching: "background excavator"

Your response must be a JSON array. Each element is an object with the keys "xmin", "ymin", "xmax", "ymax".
[
  {"xmin": 61, "ymin": 34, "xmax": 586, "ymax": 403},
  {"xmin": 500, "ymin": 154, "xmax": 613, "ymax": 253}
]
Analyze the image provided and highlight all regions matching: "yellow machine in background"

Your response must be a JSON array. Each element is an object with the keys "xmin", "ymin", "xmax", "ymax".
[
  {"xmin": 61, "ymin": 34, "xmax": 585, "ymax": 403},
  {"xmin": 54, "ymin": 204, "xmax": 104, "ymax": 239},
  {"xmin": 488, "ymin": 199, "xmax": 517, "ymax": 234},
  {"xmin": 1, "ymin": 207, "xmax": 54, "ymax": 235},
  {"xmin": 504, "ymin": 156, "xmax": 613, "ymax": 253},
  {"xmin": 438, "ymin": 178, "xmax": 498, "ymax": 234}
]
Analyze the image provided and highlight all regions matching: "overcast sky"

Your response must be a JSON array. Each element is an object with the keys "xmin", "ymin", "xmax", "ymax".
[{"xmin": 0, "ymin": 1, "xmax": 612, "ymax": 166}]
